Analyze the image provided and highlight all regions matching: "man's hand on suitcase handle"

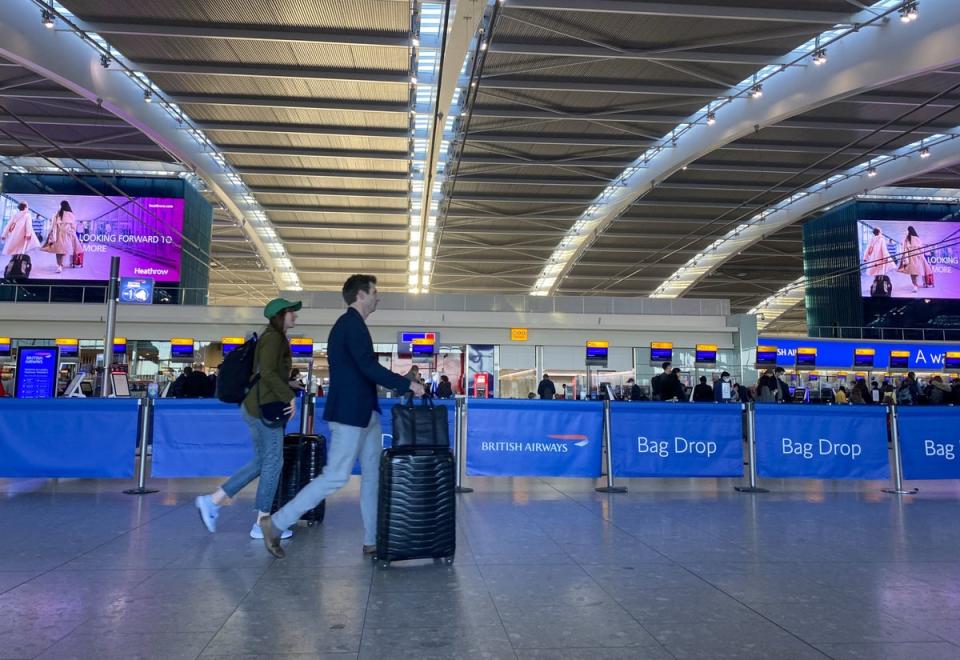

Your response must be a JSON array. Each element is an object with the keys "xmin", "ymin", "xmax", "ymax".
[
  {"xmin": 409, "ymin": 382, "xmax": 425, "ymax": 397},
  {"xmin": 283, "ymin": 398, "xmax": 296, "ymax": 417}
]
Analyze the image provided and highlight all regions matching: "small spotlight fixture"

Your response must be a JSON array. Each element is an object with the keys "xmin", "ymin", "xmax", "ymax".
[
  {"xmin": 751, "ymin": 83, "xmax": 763, "ymax": 98},
  {"xmin": 100, "ymin": 53, "xmax": 110, "ymax": 68},
  {"xmin": 143, "ymin": 89, "xmax": 153, "ymax": 103},
  {"xmin": 920, "ymin": 146, "xmax": 930, "ymax": 158},
  {"xmin": 681, "ymin": 165, "xmax": 688, "ymax": 170},
  {"xmin": 480, "ymin": 41, "xmax": 487, "ymax": 51},
  {"xmin": 42, "ymin": 9, "xmax": 54, "ymax": 28},
  {"xmin": 812, "ymin": 48, "xmax": 827, "ymax": 65},
  {"xmin": 867, "ymin": 166, "xmax": 877, "ymax": 177},
  {"xmin": 908, "ymin": 2, "xmax": 919, "ymax": 21},
  {"xmin": 705, "ymin": 111, "xmax": 716, "ymax": 125},
  {"xmin": 410, "ymin": 76, "xmax": 417, "ymax": 86},
  {"xmin": 900, "ymin": 1, "xmax": 919, "ymax": 22},
  {"xmin": 412, "ymin": 37, "xmax": 420, "ymax": 47}
]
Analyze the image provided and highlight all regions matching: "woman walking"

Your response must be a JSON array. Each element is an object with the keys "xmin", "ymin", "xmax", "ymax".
[
  {"xmin": 41, "ymin": 200, "xmax": 83, "ymax": 274},
  {"xmin": 1, "ymin": 201, "xmax": 41, "ymax": 260},
  {"xmin": 897, "ymin": 226, "xmax": 930, "ymax": 293},
  {"xmin": 195, "ymin": 298, "xmax": 302, "ymax": 552}
]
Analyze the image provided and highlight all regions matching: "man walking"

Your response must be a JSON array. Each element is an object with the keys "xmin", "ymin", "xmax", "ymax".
[{"xmin": 258, "ymin": 275, "xmax": 424, "ymax": 558}]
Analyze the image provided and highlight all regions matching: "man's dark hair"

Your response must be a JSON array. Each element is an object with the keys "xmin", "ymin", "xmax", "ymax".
[
  {"xmin": 542, "ymin": 373, "xmax": 550, "ymax": 379},
  {"xmin": 774, "ymin": 367, "xmax": 785, "ymax": 375},
  {"xmin": 342, "ymin": 274, "xmax": 377, "ymax": 304},
  {"xmin": 661, "ymin": 361, "xmax": 671, "ymax": 370},
  {"xmin": 699, "ymin": 376, "xmax": 707, "ymax": 384}
]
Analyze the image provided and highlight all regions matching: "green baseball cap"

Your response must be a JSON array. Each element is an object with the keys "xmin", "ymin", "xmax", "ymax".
[{"xmin": 263, "ymin": 297, "xmax": 302, "ymax": 318}]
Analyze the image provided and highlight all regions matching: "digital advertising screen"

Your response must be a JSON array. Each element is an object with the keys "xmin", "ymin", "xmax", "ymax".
[
  {"xmin": 796, "ymin": 347, "xmax": 817, "ymax": 368},
  {"xmin": 0, "ymin": 194, "xmax": 183, "ymax": 282},
  {"xmin": 290, "ymin": 337, "xmax": 314, "ymax": 358},
  {"xmin": 398, "ymin": 331, "xmax": 437, "ymax": 354},
  {"xmin": 170, "ymin": 338, "xmax": 194, "ymax": 360},
  {"xmin": 854, "ymin": 348, "xmax": 875, "ymax": 368},
  {"xmin": 695, "ymin": 344, "xmax": 718, "ymax": 364},
  {"xmin": 756, "ymin": 345, "xmax": 778, "ymax": 367},
  {"xmin": 650, "ymin": 342, "xmax": 673, "ymax": 364},
  {"xmin": 857, "ymin": 219, "xmax": 960, "ymax": 299},
  {"xmin": 15, "ymin": 347, "xmax": 59, "ymax": 398},
  {"xmin": 890, "ymin": 350, "xmax": 910, "ymax": 369}
]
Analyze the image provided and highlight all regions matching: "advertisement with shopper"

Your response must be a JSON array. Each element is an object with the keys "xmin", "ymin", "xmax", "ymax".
[
  {"xmin": 0, "ymin": 193, "xmax": 183, "ymax": 282},
  {"xmin": 858, "ymin": 219, "xmax": 960, "ymax": 299}
]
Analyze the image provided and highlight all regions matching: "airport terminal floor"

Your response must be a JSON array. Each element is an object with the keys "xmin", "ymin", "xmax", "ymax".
[{"xmin": 3, "ymin": 475, "xmax": 960, "ymax": 660}]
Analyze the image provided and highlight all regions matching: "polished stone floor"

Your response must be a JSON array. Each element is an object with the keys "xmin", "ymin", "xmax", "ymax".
[{"xmin": 2, "ymin": 475, "xmax": 960, "ymax": 659}]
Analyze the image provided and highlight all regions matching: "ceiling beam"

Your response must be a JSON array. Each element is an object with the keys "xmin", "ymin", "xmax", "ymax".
[
  {"xmin": 85, "ymin": 21, "xmax": 411, "ymax": 47},
  {"xmin": 237, "ymin": 166, "xmax": 408, "ymax": 180},
  {"xmin": 0, "ymin": 114, "xmax": 126, "ymax": 128},
  {"xmin": 503, "ymin": 0, "xmax": 852, "ymax": 24},
  {"xmin": 457, "ymin": 154, "xmax": 628, "ymax": 167},
  {"xmin": 170, "ymin": 93, "xmax": 410, "ymax": 114},
  {"xmin": 453, "ymin": 175, "xmax": 607, "ymax": 186},
  {"xmin": 449, "ymin": 193, "xmax": 593, "ymax": 204},
  {"xmin": 250, "ymin": 185, "xmax": 408, "ymax": 199},
  {"xmin": 132, "ymin": 60, "xmax": 410, "ymax": 84},
  {"xmin": 655, "ymin": 181, "xmax": 798, "ymax": 193},
  {"xmin": 0, "ymin": 87, "xmax": 78, "ymax": 100},
  {"xmin": 465, "ymin": 133, "xmax": 649, "ymax": 147},
  {"xmin": 777, "ymin": 119, "xmax": 960, "ymax": 135},
  {"xmin": 273, "ymin": 222, "xmax": 406, "ymax": 232},
  {"xmin": 216, "ymin": 144, "xmax": 409, "ymax": 160},
  {"xmin": 280, "ymin": 237, "xmax": 408, "ymax": 247},
  {"xmin": 489, "ymin": 42, "xmax": 778, "ymax": 66},
  {"xmin": 199, "ymin": 121, "xmax": 409, "ymax": 139},
  {"xmin": 471, "ymin": 106, "xmax": 686, "ymax": 123},
  {"xmin": 480, "ymin": 77, "xmax": 724, "ymax": 96},
  {"xmin": 685, "ymin": 161, "xmax": 834, "ymax": 175},
  {"xmin": 289, "ymin": 252, "xmax": 408, "ymax": 261},
  {"xmin": 261, "ymin": 204, "xmax": 409, "ymax": 216}
]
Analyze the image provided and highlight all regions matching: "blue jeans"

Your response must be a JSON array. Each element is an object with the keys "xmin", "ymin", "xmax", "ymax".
[
  {"xmin": 273, "ymin": 412, "xmax": 382, "ymax": 545},
  {"xmin": 220, "ymin": 408, "xmax": 284, "ymax": 513}
]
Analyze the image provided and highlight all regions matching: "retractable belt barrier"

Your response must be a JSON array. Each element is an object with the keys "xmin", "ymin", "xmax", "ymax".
[{"xmin": 0, "ymin": 398, "xmax": 138, "ymax": 478}]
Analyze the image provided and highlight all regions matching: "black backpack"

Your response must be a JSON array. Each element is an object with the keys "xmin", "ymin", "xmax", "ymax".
[
  {"xmin": 871, "ymin": 275, "xmax": 892, "ymax": 297},
  {"xmin": 216, "ymin": 333, "xmax": 258, "ymax": 404}
]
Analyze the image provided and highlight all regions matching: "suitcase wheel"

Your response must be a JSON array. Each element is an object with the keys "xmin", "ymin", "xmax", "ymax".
[
  {"xmin": 444, "ymin": 556, "xmax": 455, "ymax": 565},
  {"xmin": 306, "ymin": 520, "xmax": 316, "ymax": 527},
  {"xmin": 379, "ymin": 560, "xmax": 390, "ymax": 570}
]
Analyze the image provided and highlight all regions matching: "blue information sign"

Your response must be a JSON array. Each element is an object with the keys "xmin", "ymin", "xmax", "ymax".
[
  {"xmin": 897, "ymin": 407, "xmax": 960, "ymax": 480},
  {"xmin": 15, "ymin": 347, "xmax": 59, "ymax": 399},
  {"xmin": 119, "ymin": 277, "xmax": 154, "ymax": 304}
]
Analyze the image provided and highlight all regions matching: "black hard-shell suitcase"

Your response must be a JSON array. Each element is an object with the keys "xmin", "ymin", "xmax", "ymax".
[
  {"xmin": 271, "ymin": 432, "xmax": 327, "ymax": 525},
  {"xmin": 4, "ymin": 254, "xmax": 31, "ymax": 281},
  {"xmin": 376, "ymin": 447, "xmax": 456, "ymax": 568}
]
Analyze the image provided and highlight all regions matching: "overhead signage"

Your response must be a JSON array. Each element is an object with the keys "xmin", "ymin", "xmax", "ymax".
[
  {"xmin": 854, "ymin": 348, "xmax": 875, "ymax": 368},
  {"xmin": 760, "ymin": 336, "xmax": 960, "ymax": 371},
  {"xmin": 15, "ymin": 347, "xmax": 59, "ymax": 399},
  {"xmin": 946, "ymin": 352, "xmax": 960, "ymax": 370},
  {"xmin": 755, "ymin": 345, "xmax": 778, "ymax": 367},
  {"xmin": 55, "ymin": 337, "xmax": 78, "ymax": 357},
  {"xmin": 586, "ymin": 340, "xmax": 609, "ymax": 366},
  {"xmin": 221, "ymin": 337, "xmax": 244, "ymax": 356},
  {"xmin": 0, "ymin": 337, "xmax": 10, "ymax": 358},
  {"xmin": 113, "ymin": 337, "xmax": 127, "ymax": 355},
  {"xmin": 289, "ymin": 337, "xmax": 314, "ymax": 358},
  {"xmin": 890, "ymin": 350, "xmax": 911, "ymax": 369},
  {"xmin": 695, "ymin": 344, "xmax": 718, "ymax": 364},
  {"xmin": 119, "ymin": 277, "xmax": 155, "ymax": 305},
  {"xmin": 510, "ymin": 328, "xmax": 529, "ymax": 342},
  {"xmin": 796, "ymin": 347, "xmax": 817, "ymax": 368},
  {"xmin": 398, "ymin": 331, "xmax": 437, "ymax": 355},
  {"xmin": 170, "ymin": 337, "xmax": 194, "ymax": 360},
  {"xmin": 650, "ymin": 342, "xmax": 673, "ymax": 364}
]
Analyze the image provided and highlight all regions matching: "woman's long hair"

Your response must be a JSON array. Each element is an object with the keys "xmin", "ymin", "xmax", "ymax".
[
  {"xmin": 56, "ymin": 200, "xmax": 72, "ymax": 219},
  {"xmin": 268, "ymin": 311, "xmax": 288, "ymax": 337},
  {"xmin": 907, "ymin": 225, "xmax": 919, "ymax": 241}
]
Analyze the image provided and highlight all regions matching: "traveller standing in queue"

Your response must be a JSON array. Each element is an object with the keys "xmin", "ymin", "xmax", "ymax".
[
  {"xmin": 774, "ymin": 367, "xmax": 792, "ymax": 403},
  {"xmin": 258, "ymin": 275, "xmax": 423, "ymax": 558},
  {"xmin": 537, "ymin": 373, "xmax": 556, "ymax": 400},
  {"xmin": 651, "ymin": 362, "xmax": 671, "ymax": 401},
  {"xmin": 692, "ymin": 376, "xmax": 714, "ymax": 402},
  {"xmin": 195, "ymin": 298, "xmax": 302, "ymax": 542},
  {"xmin": 626, "ymin": 377, "xmax": 644, "ymax": 401}
]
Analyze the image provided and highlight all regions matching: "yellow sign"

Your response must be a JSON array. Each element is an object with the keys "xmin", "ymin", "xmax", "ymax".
[
  {"xmin": 55, "ymin": 338, "xmax": 78, "ymax": 347},
  {"xmin": 289, "ymin": 337, "xmax": 313, "ymax": 346},
  {"xmin": 891, "ymin": 350, "xmax": 910, "ymax": 358},
  {"xmin": 696, "ymin": 344, "xmax": 718, "ymax": 352},
  {"xmin": 113, "ymin": 337, "xmax": 127, "ymax": 346},
  {"xmin": 855, "ymin": 348, "xmax": 876, "ymax": 356},
  {"xmin": 510, "ymin": 328, "xmax": 529, "ymax": 342},
  {"xmin": 797, "ymin": 347, "xmax": 817, "ymax": 355},
  {"xmin": 170, "ymin": 338, "xmax": 193, "ymax": 346},
  {"xmin": 855, "ymin": 372, "xmax": 867, "ymax": 379},
  {"xmin": 0, "ymin": 337, "xmax": 10, "ymax": 343},
  {"xmin": 650, "ymin": 341, "xmax": 673, "ymax": 349},
  {"xmin": 586, "ymin": 340, "xmax": 609, "ymax": 348},
  {"xmin": 221, "ymin": 337, "xmax": 244, "ymax": 345},
  {"xmin": 947, "ymin": 351, "xmax": 960, "ymax": 358},
  {"xmin": 757, "ymin": 345, "xmax": 777, "ymax": 353}
]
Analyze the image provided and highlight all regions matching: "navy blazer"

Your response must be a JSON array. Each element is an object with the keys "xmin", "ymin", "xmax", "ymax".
[{"xmin": 323, "ymin": 307, "xmax": 412, "ymax": 427}]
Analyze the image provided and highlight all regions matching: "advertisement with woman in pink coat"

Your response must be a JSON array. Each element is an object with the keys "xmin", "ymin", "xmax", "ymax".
[{"xmin": 1, "ymin": 201, "xmax": 41, "ymax": 257}]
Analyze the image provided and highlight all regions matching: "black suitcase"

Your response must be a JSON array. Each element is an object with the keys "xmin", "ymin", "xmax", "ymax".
[
  {"xmin": 271, "ymin": 432, "xmax": 327, "ymax": 525},
  {"xmin": 4, "ymin": 254, "xmax": 31, "ymax": 281},
  {"xmin": 871, "ymin": 274, "xmax": 892, "ymax": 297},
  {"xmin": 376, "ymin": 447, "xmax": 456, "ymax": 568}
]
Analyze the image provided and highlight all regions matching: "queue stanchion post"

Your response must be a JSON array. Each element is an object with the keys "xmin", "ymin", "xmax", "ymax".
[
  {"xmin": 124, "ymin": 397, "xmax": 158, "ymax": 495},
  {"xmin": 596, "ymin": 398, "xmax": 627, "ymax": 493},
  {"xmin": 735, "ymin": 402, "xmax": 768, "ymax": 493},
  {"xmin": 454, "ymin": 396, "xmax": 473, "ymax": 493},
  {"xmin": 883, "ymin": 404, "xmax": 918, "ymax": 495}
]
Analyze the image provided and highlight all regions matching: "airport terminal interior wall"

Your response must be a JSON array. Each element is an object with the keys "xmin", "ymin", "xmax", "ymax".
[
  {"xmin": 803, "ymin": 200, "xmax": 960, "ymax": 329},
  {"xmin": 1, "ymin": 173, "xmax": 211, "ymax": 301}
]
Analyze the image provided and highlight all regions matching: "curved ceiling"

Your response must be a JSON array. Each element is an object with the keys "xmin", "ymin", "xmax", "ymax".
[{"xmin": 1, "ymin": 0, "xmax": 958, "ymax": 327}]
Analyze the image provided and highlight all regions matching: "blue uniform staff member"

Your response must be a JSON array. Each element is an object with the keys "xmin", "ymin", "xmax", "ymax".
[
  {"xmin": 195, "ymin": 297, "xmax": 301, "ymax": 541},
  {"xmin": 258, "ymin": 274, "xmax": 424, "ymax": 558}
]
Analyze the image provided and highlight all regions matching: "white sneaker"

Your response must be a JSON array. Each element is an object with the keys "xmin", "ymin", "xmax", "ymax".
[
  {"xmin": 56, "ymin": 266, "xmax": 62, "ymax": 273},
  {"xmin": 195, "ymin": 495, "xmax": 220, "ymax": 533},
  {"xmin": 250, "ymin": 522, "xmax": 293, "ymax": 540}
]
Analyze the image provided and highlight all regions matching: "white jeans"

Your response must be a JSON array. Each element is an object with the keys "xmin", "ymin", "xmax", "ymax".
[{"xmin": 272, "ymin": 412, "xmax": 382, "ymax": 545}]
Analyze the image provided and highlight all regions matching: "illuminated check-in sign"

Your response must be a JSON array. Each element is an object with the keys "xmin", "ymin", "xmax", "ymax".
[
  {"xmin": 650, "ymin": 342, "xmax": 673, "ymax": 364},
  {"xmin": 695, "ymin": 344, "xmax": 718, "ymax": 364},
  {"xmin": 170, "ymin": 338, "xmax": 194, "ymax": 359},
  {"xmin": 796, "ymin": 347, "xmax": 817, "ymax": 368},
  {"xmin": 221, "ymin": 337, "xmax": 244, "ymax": 356},
  {"xmin": 854, "ymin": 348, "xmax": 876, "ymax": 368},
  {"xmin": 56, "ymin": 337, "xmax": 79, "ymax": 357},
  {"xmin": 755, "ymin": 345, "xmax": 778, "ymax": 367},
  {"xmin": 290, "ymin": 337, "xmax": 314, "ymax": 358},
  {"xmin": 586, "ymin": 340, "xmax": 609, "ymax": 366},
  {"xmin": 890, "ymin": 350, "xmax": 910, "ymax": 369}
]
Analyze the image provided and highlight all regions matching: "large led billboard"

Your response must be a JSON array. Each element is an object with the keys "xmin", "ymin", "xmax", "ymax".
[
  {"xmin": 0, "ymin": 194, "xmax": 183, "ymax": 282},
  {"xmin": 858, "ymin": 219, "xmax": 960, "ymax": 299}
]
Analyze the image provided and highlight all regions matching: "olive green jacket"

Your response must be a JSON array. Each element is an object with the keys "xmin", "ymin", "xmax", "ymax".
[{"xmin": 243, "ymin": 325, "xmax": 295, "ymax": 417}]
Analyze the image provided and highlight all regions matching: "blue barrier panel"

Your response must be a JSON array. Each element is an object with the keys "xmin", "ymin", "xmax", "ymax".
[
  {"xmin": 0, "ymin": 399, "xmax": 138, "ymax": 478},
  {"xmin": 345, "ymin": 398, "xmax": 456, "ymax": 474},
  {"xmin": 897, "ymin": 407, "xmax": 960, "ymax": 480},
  {"xmin": 755, "ymin": 405, "xmax": 889, "ymax": 480},
  {"xmin": 610, "ymin": 402, "xmax": 744, "ymax": 478},
  {"xmin": 152, "ymin": 400, "xmax": 301, "ymax": 478},
  {"xmin": 466, "ymin": 399, "xmax": 603, "ymax": 477}
]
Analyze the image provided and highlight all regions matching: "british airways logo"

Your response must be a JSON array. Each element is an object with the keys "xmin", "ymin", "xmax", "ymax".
[{"xmin": 480, "ymin": 433, "xmax": 590, "ymax": 453}]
